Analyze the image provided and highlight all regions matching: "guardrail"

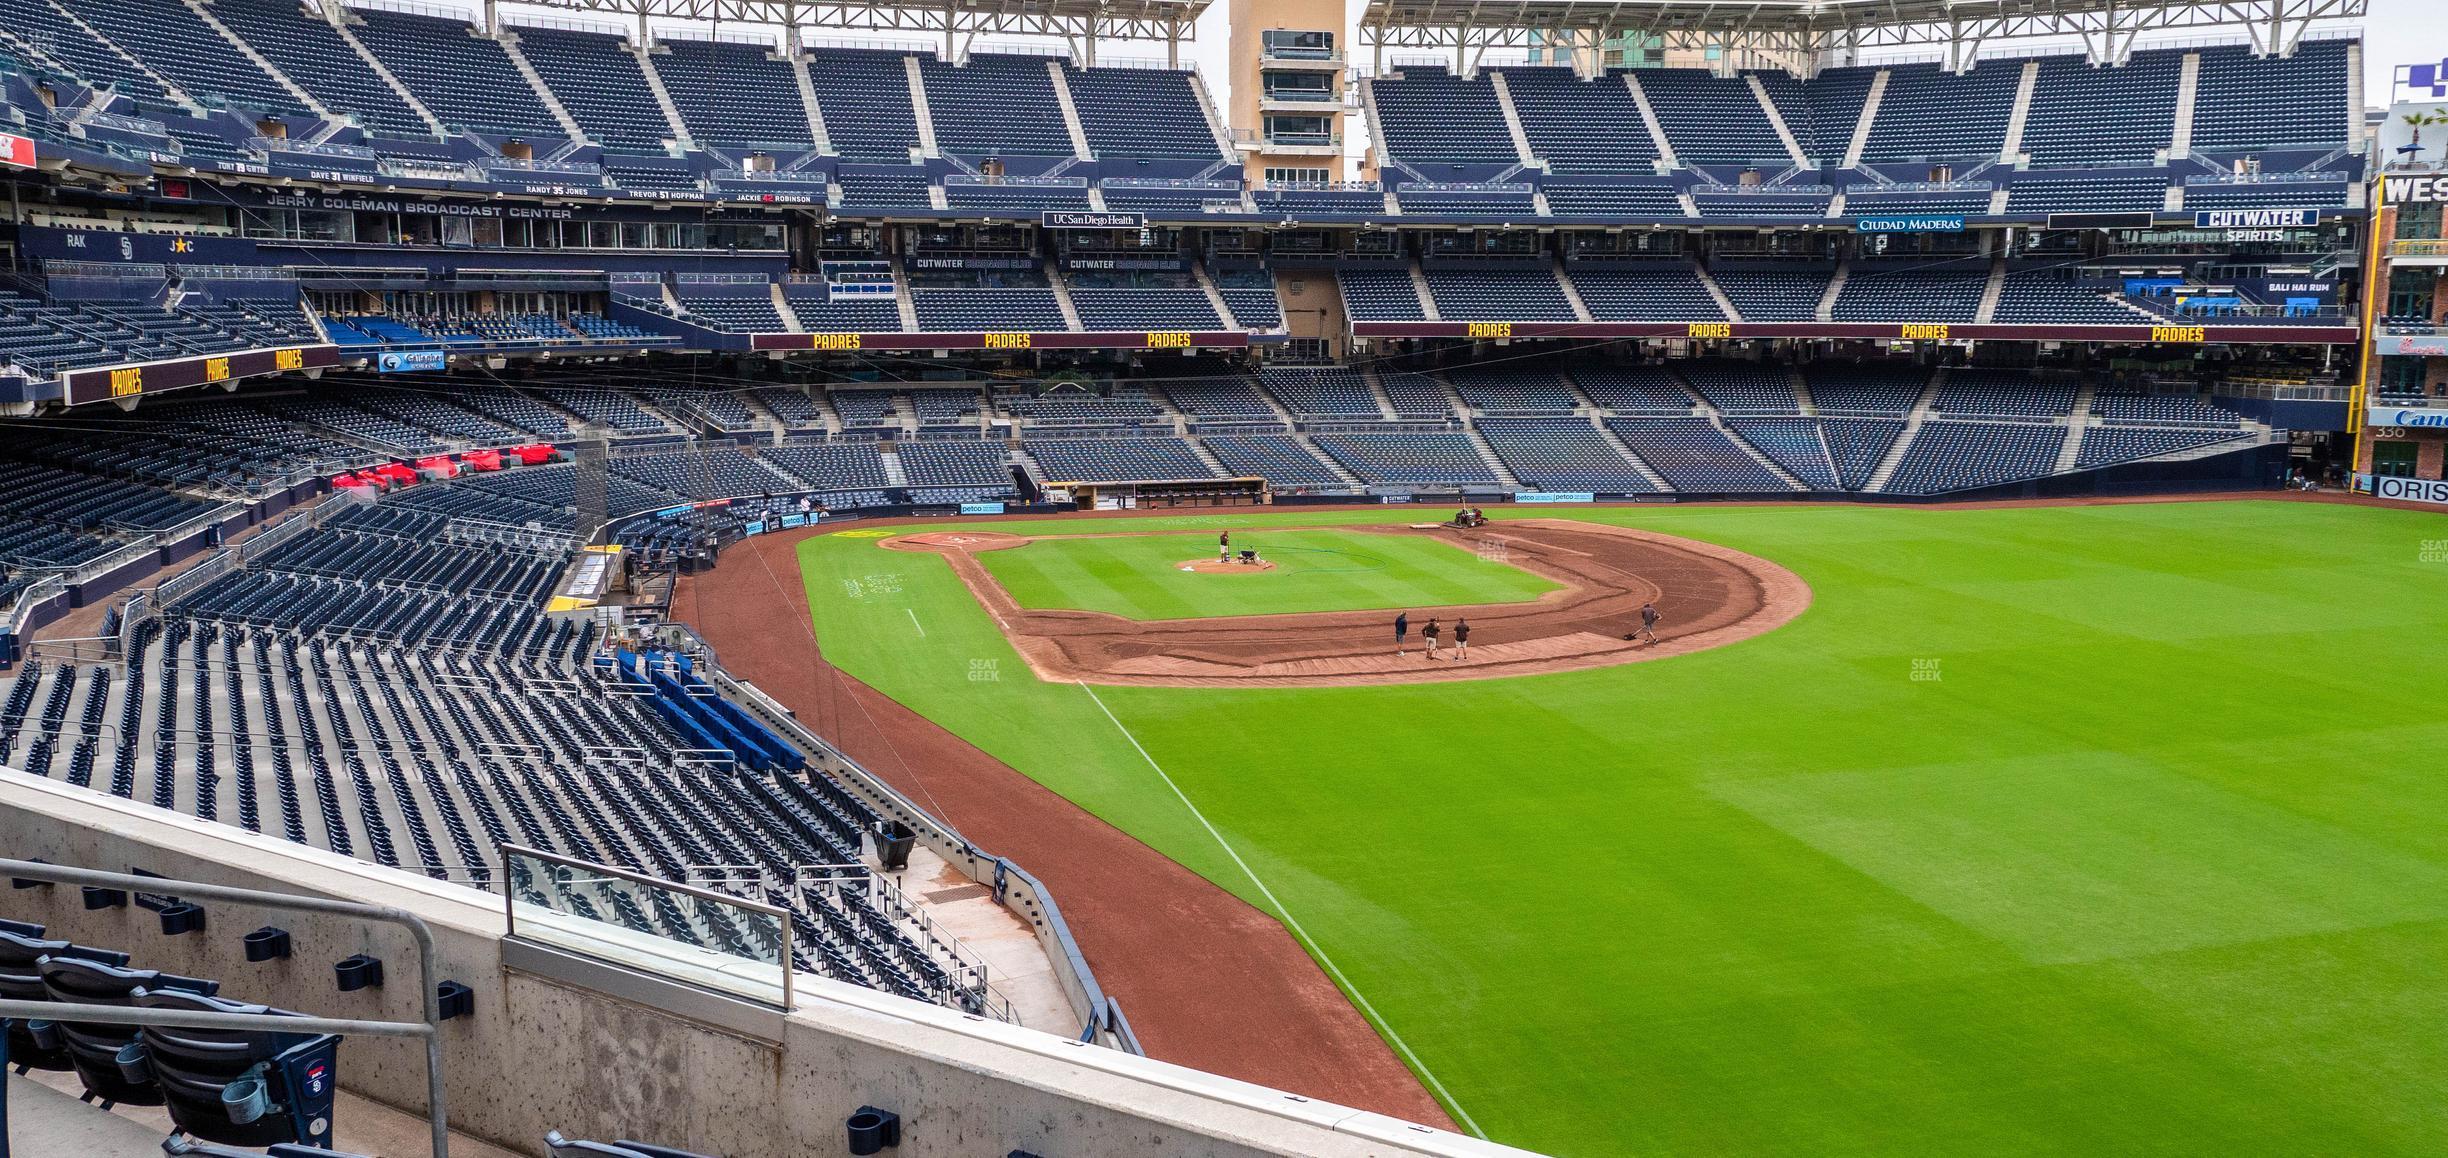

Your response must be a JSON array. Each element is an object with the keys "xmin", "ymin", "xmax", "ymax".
[
  {"xmin": 157, "ymin": 548, "xmax": 237, "ymax": 609},
  {"xmin": 0, "ymin": 856, "xmax": 454, "ymax": 1158}
]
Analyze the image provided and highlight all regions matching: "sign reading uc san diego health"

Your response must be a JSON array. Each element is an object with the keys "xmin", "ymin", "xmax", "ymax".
[
  {"xmin": 1041, "ymin": 211, "xmax": 1145, "ymax": 230},
  {"xmin": 1854, "ymin": 215, "xmax": 1964, "ymax": 234},
  {"xmin": 2192, "ymin": 209, "xmax": 2320, "ymax": 229}
]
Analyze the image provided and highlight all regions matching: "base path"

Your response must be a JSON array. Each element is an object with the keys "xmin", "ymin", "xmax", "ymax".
[
  {"xmin": 671, "ymin": 526, "xmax": 1460, "ymax": 1130},
  {"xmin": 886, "ymin": 519, "xmax": 1811, "ymax": 687}
]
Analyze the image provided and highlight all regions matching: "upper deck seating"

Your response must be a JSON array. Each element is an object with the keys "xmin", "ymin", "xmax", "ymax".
[
  {"xmin": 347, "ymin": 8, "xmax": 565, "ymax": 140},
  {"xmin": 1498, "ymin": 68, "xmax": 1660, "ymax": 175},
  {"xmin": 516, "ymin": 26, "xmax": 673, "ymax": 151},
  {"xmin": 920, "ymin": 54, "xmax": 1072, "ymax": 157}
]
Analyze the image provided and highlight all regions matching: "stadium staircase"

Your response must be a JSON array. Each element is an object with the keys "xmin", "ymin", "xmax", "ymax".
[
  {"xmin": 1552, "ymin": 259, "xmax": 1597, "ymax": 323},
  {"xmin": 1047, "ymin": 61, "xmax": 1096, "ymax": 161},
  {"xmin": 2170, "ymin": 52, "xmax": 2202, "ymax": 155},
  {"xmin": 1464, "ymin": 426, "xmax": 1524, "ymax": 489},
  {"xmin": 1592, "ymin": 419, "xmax": 1672, "ymax": 491},
  {"xmin": 1842, "ymin": 71, "xmax": 1888, "ymax": 168},
  {"xmin": 790, "ymin": 54, "xmax": 834, "ymax": 153},
  {"xmin": 1407, "ymin": 262, "xmax": 1443, "ymax": 321},
  {"xmin": 1999, "ymin": 59, "xmax": 2039, "ymax": 161},
  {"xmin": 767, "ymin": 284, "xmax": 806, "ymax": 333},
  {"xmin": 1815, "ymin": 260, "xmax": 1850, "ymax": 322},
  {"xmin": 634, "ymin": 44, "xmax": 697, "ymax": 147},
  {"xmin": 1976, "ymin": 256, "xmax": 2009, "ymax": 323},
  {"xmin": 903, "ymin": 55, "xmax": 942, "ymax": 158},
  {"xmin": 184, "ymin": 0, "xmax": 335, "ymax": 121},
  {"xmin": 1864, "ymin": 371, "xmax": 1943, "ymax": 493},
  {"xmin": 1747, "ymin": 73, "xmax": 1812, "ymax": 168},
  {"xmin": 1045, "ymin": 262, "xmax": 1085, "ymax": 330},
  {"xmin": 326, "ymin": 10, "xmax": 450, "ymax": 136},
  {"xmin": 1358, "ymin": 368, "xmax": 1402, "ymax": 419},
  {"xmin": 1696, "ymin": 265, "xmax": 1742, "ymax": 321},
  {"xmin": 1193, "ymin": 264, "xmax": 1238, "ymax": 329},
  {"xmin": 2053, "ymin": 382, "xmax": 2098, "ymax": 472},
  {"xmin": 1717, "ymin": 417, "xmax": 1811, "ymax": 491},
  {"xmin": 1790, "ymin": 368, "xmax": 1817, "ymax": 415},
  {"xmin": 1487, "ymin": 71, "xmax": 1541, "ymax": 168},
  {"xmin": 888, "ymin": 258, "xmax": 921, "ymax": 330},
  {"xmin": 499, "ymin": 31, "xmax": 591, "ymax": 145},
  {"xmin": 1623, "ymin": 73, "xmax": 1678, "ymax": 166}
]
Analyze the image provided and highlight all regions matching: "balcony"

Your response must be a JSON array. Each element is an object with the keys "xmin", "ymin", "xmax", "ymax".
[
  {"xmin": 1259, "ymin": 45, "xmax": 1344, "ymax": 70},
  {"xmin": 2389, "ymin": 239, "xmax": 2448, "ymax": 265},
  {"xmin": 1235, "ymin": 128, "xmax": 1341, "ymax": 157}
]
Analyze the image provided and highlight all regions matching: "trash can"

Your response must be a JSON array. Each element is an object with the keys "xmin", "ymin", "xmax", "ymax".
[{"xmin": 876, "ymin": 822, "xmax": 916, "ymax": 872}]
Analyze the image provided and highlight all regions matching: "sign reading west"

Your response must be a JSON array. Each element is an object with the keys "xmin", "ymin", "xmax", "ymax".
[{"xmin": 2382, "ymin": 174, "xmax": 2448, "ymax": 204}]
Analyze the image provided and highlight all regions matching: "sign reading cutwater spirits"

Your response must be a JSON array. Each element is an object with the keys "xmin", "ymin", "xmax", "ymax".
[{"xmin": 2192, "ymin": 209, "xmax": 2321, "ymax": 229}]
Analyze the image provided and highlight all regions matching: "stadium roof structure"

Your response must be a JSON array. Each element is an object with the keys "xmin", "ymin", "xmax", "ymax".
[
  {"xmin": 1355, "ymin": 0, "xmax": 2366, "ymax": 72},
  {"xmin": 488, "ymin": 0, "xmax": 1211, "ymax": 60}
]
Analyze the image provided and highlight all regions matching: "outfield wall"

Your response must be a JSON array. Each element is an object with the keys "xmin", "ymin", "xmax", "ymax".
[{"xmin": 0, "ymin": 769, "xmax": 1536, "ymax": 1158}]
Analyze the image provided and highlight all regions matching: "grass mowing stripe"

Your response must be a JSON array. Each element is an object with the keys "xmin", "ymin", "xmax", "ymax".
[{"xmin": 1074, "ymin": 678, "xmax": 1489, "ymax": 1141}]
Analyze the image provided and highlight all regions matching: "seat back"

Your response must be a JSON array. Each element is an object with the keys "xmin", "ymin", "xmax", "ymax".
[
  {"xmin": 139, "ymin": 988, "xmax": 341, "ymax": 1148},
  {"xmin": 2, "ymin": 929, "xmax": 129, "ymax": 1071},
  {"xmin": 37, "ymin": 955, "xmax": 216, "ymax": 1106}
]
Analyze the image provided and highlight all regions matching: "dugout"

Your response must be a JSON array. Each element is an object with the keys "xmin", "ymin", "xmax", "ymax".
[{"xmin": 1059, "ymin": 476, "xmax": 1270, "ymax": 509}]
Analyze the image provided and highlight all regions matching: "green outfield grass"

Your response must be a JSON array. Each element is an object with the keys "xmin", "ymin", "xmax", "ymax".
[
  {"xmin": 799, "ymin": 502, "xmax": 2448, "ymax": 1157},
  {"xmin": 970, "ymin": 527, "xmax": 1559, "ymax": 619}
]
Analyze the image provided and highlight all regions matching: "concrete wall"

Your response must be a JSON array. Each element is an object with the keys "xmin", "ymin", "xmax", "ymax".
[{"xmin": 0, "ymin": 770, "xmax": 1538, "ymax": 1158}]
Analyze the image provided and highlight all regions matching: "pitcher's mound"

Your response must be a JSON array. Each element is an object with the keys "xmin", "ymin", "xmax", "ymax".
[{"xmin": 1177, "ymin": 558, "xmax": 1278, "ymax": 574}]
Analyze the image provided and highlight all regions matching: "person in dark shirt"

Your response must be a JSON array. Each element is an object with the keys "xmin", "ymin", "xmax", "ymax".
[
  {"xmin": 1394, "ymin": 611, "xmax": 1410, "ymax": 657},
  {"xmin": 1422, "ymin": 617, "xmax": 1442, "ymax": 659},
  {"xmin": 1630, "ymin": 602, "xmax": 1661, "ymax": 643},
  {"xmin": 1453, "ymin": 618, "xmax": 1471, "ymax": 659}
]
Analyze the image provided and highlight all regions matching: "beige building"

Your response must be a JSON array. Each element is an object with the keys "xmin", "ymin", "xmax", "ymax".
[{"xmin": 1227, "ymin": 0, "xmax": 1350, "ymax": 186}]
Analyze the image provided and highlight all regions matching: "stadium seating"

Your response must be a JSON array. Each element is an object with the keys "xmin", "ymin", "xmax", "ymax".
[
  {"xmin": 1570, "ymin": 265, "xmax": 1727, "ymax": 322},
  {"xmin": 922, "ymin": 54, "xmax": 1073, "ymax": 157},
  {"xmin": 1676, "ymin": 361, "xmax": 1802, "ymax": 414},
  {"xmin": 1857, "ymin": 61, "xmax": 2019, "ymax": 163},
  {"xmin": 2020, "ymin": 50, "xmax": 2183, "ymax": 166},
  {"xmin": 1424, "ymin": 268, "xmax": 1576, "ymax": 321},
  {"xmin": 1260, "ymin": 365, "xmax": 1381, "ymax": 417},
  {"xmin": 1478, "ymin": 419, "xmax": 1659, "ymax": 492},
  {"xmin": 1337, "ymin": 269, "xmax": 1430, "ymax": 321},
  {"xmin": 1832, "ymin": 262, "xmax": 1988, "ymax": 323},
  {"xmin": 1606, "ymin": 418, "xmax": 1792, "ymax": 491},
  {"xmin": 1369, "ymin": 67, "xmax": 1516, "ymax": 167},
  {"xmin": 804, "ymin": 48, "xmax": 924, "ymax": 161},
  {"xmin": 1574, "ymin": 366, "xmax": 1698, "ymax": 414},
  {"xmin": 2190, "ymin": 40, "xmax": 2351, "ymax": 153},
  {"xmin": 1309, "ymin": 431, "xmax": 1498, "ymax": 487},
  {"xmin": 57, "ymin": 0, "xmax": 310, "ymax": 121},
  {"xmin": 1883, "ymin": 420, "xmax": 2068, "ymax": 494},
  {"xmin": 1067, "ymin": 64, "xmax": 1222, "ymax": 160},
  {"xmin": 517, "ymin": 26, "xmax": 674, "ymax": 152},
  {"xmin": 1199, "ymin": 432, "xmax": 1347, "ymax": 488},
  {"xmin": 1496, "ymin": 69, "xmax": 1661, "ymax": 175},
  {"xmin": 911, "ymin": 288, "xmax": 1068, "ymax": 332},
  {"xmin": 1725, "ymin": 418, "xmax": 1841, "ymax": 490},
  {"xmin": 1930, "ymin": 368, "xmax": 2078, "ymax": 417},
  {"xmin": 1027, "ymin": 435, "xmax": 1217, "ymax": 481},
  {"xmin": 1710, "ymin": 268, "xmax": 1830, "ymax": 322},
  {"xmin": 653, "ymin": 36, "xmax": 812, "ymax": 151},
  {"xmin": 347, "ymin": 9, "xmax": 566, "ymax": 140},
  {"xmin": 1638, "ymin": 69, "xmax": 1790, "ymax": 166},
  {"xmin": 212, "ymin": 0, "xmax": 430, "ymax": 137}
]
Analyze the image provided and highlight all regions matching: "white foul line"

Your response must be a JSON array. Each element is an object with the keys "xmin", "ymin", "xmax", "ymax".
[
  {"xmin": 906, "ymin": 608, "xmax": 925, "ymax": 636},
  {"xmin": 1075, "ymin": 680, "xmax": 1486, "ymax": 1140}
]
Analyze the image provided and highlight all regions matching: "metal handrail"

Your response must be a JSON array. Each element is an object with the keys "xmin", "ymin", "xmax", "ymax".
[{"xmin": 0, "ymin": 856, "xmax": 451, "ymax": 1157}]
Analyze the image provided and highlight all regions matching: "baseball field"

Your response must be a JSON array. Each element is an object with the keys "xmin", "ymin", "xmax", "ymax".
[{"xmin": 792, "ymin": 499, "xmax": 2448, "ymax": 1157}]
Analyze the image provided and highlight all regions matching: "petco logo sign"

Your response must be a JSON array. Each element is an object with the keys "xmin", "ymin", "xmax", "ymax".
[
  {"xmin": 2372, "ymin": 475, "xmax": 2448, "ymax": 507},
  {"xmin": 2368, "ymin": 406, "xmax": 2448, "ymax": 429},
  {"xmin": 2404, "ymin": 61, "xmax": 2448, "ymax": 98}
]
